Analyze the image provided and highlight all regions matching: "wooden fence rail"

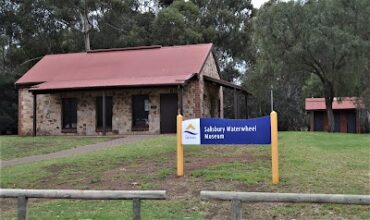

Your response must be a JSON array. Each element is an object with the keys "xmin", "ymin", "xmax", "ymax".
[
  {"xmin": 201, "ymin": 191, "xmax": 370, "ymax": 220},
  {"xmin": 0, "ymin": 189, "xmax": 167, "ymax": 220}
]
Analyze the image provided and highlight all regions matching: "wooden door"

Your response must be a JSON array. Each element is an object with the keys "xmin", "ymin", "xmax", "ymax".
[
  {"xmin": 314, "ymin": 111, "xmax": 324, "ymax": 131},
  {"xmin": 347, "ymin": 111, "xmax": 356, "ymax": 133},
  {"xmin": 160, "ymin": 94, "xmax": 178, "ymax": 133},
  {"xmin": 334, "ymin": 111, "xmax": 341, "ymax": 132}
]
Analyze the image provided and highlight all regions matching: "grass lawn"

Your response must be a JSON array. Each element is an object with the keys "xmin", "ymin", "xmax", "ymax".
[
  {"xmin": 0, "ymin": 132, "xmax": 369, "ymax": 219},
  {"xmin": 0, "ymin": 136, "xmax": 112, "ymax": 160}
]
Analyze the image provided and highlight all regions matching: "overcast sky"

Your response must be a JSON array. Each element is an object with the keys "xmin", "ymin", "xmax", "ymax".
[{"xmin": 251, "ymin": 0, "xmax": 270, "ymax": 8}]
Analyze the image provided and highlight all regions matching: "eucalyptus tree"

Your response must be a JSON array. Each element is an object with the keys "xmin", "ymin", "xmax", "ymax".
[
  {"xmin": 252, "ymin": 0, "xmax": 370, "ymax": 131},
  {"xmin": 152, "ymin": 0, "xmax": 202, "ymax": 45},
  {"xmin": 194, "ymin": 0, "xmax": 255, "ymax": 81},
  {"xmin": 91, "ymin": 0, "xmax": 156, "ymax": 48},
  {"xmin": 49, "ymin": 0, "xmax": 110, "ymax": 51}
]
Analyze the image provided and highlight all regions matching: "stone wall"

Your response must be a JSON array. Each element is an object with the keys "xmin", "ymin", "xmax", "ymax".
[
  {"xmin": 182, "ymin": 78, "xmax": 198, "ymax": 120},
  {"xmin": 19, "ymin": 87, "xmax": 185, "ymax": 136},
  {"xmin": 201, "ymin": 53, "xmax": 220, "ymax": 79},
  {"xmin": 18, "ymin": 88, "xmax": 34, "ymax": 136},
  {"xmin": 199, "ymin": 52, "xmax": 223, "ymax": 118},
  {"xmin": 36, "ymin": 93, "xmax": 63, "ymax": 135},
  {"xmin": 18, "ymin": 53, "xmax": 222, "ymax": 136}
]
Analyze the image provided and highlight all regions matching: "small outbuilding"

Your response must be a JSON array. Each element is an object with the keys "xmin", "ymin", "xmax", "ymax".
[
  {"xmin": 305, "ymin": 97, "xmax": 366, "ymax": 133},
  {"xmin": 16, "ymin": 43, "xmax": 249, "ymax": 136}
]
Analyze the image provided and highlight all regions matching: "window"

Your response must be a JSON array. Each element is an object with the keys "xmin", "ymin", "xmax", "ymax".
[
  {"xmin": 132, "ymin": 95, "xmax": 149, "ymax": 130},
  {"xmin": 96, "ymin": 96, "xmax": 113, "ymax": 130},
  {"xmin": 62, "ymin": 98, "xmax": 77, "ymax": 130}
]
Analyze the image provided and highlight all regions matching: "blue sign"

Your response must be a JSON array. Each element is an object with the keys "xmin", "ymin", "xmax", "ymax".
[{"xmin": 182, "ymin": 116, "xmax": 271, "ymax": 145}]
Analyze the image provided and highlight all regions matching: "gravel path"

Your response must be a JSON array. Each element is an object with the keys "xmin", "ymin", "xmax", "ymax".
[{"xmin": 0, "ymin": 135, "xmax": 157, "ymax": 168}]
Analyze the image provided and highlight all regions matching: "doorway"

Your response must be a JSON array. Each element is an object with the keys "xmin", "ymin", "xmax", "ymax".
[
  {"xmin": 132, "ymin": 95, "xmax": 149, "ymax": 131},
  {"xmin": 314, "ymin": 111, "xmax": 324, "ymax": 131},
  {"xmin": 347, "ymin": 111, "xmax": 357, "ymax": 133},
  {"xmin": 160, "ymin": 94, "xmax": 178, "ymax": 133}
]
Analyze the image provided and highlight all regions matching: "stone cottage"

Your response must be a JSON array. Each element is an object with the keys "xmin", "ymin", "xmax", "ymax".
[{"xmin": 16, "ymin": 43, "xmax": 249, "ymax": 136}]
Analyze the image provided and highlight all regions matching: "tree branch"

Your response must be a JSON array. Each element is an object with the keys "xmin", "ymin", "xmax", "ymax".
[
  {"xmin": 104, "ymin": 23, "xmax": 123, "ymax": 32},
  {"xmin": 20, "ymin": 56, "xmax": 43, "ymax": 66}
]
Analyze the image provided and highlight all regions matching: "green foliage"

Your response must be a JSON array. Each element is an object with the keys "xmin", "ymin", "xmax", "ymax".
[
  {"xmin": 91, "ymin": 1, "xmax": 156, "ymax": 48},
  {"xmin": 245, "ymin": 68, "xmax": 307, "ymax": 130},
  {"xmin": 152, "ymin": 0, "xmax": 202, "ymax": 45},
  {"xmin": 247, "ymin": 0, "xmax": 370, "ymax": 130},
  {"xmin": 302, "ymin": 75, "xmax": 324, "ymax": 98},
  {"xmin": 2, "ymin": 0, "xmax": 369, "ymax": 132},
  {"xmin": 195, "ymin": 0, "xmax": 255, "ymax": 79},
  {"xmin": 0, "ymin": 70, "xmax": 19, "ymax": 134}
]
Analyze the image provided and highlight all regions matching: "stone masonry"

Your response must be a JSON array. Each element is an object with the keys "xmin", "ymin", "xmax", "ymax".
[
  {"xmin": 199, "ymin": 52, "xmax": 223, "ymax": 118},
  {"xmin": 18, "ymin": 53, "xmax": 223, "ymax": 135}
]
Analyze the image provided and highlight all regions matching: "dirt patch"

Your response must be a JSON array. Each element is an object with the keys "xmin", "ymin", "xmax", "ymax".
[
  {"xmin": 35, "ymin": 164, "xmax": 90, "ymax": 189},
  {"xmin": 87, "ymin": 153, "xmax": 263, "ymax": 203},
  {"xmin": 185, "ymin": 154, "xmax": 256, "ymax": 170},
  {"xmin": 23, "ymin": 151, "xmax": 245, "ymax": 197},
  {"xmin": 0, "ymin": 198, "xmax": 17, "ymax": 215},
  {"xmin": 45, "ymin": 164, "xmax": 69, "ymax": 173}
]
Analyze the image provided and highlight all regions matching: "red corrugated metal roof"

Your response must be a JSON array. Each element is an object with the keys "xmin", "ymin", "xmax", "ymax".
[
  {"xmin": 16, "ymin": 43, "xmax": 213, "ymax": 91},
  {"xmin": 305, "ymin": 97, "xmax": 363, "ymax": 110}
]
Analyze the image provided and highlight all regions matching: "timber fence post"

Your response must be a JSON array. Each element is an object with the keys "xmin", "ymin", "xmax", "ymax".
[
  {"xmin": 133, "ymin": 198, "xmax": 141, "ymax": 220},
  {"xmin": 231, "ymin": 199, "xmax": 242, "ymax": 220},
  {"xmin": 17, "ymin": 196, "xmax": 28, "ymax": 220}
]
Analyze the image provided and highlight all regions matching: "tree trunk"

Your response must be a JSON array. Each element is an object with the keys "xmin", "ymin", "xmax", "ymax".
[
  {"xmin": 320, "ymin": 79, "xmax": 335, "ymax": 132},
  {"xmin": 325, "ymin": 96, "xmax": 335, "ymax": 132},
  {"xmin": 84, "ymin": 32, "xmax": 91, "ymax": 51},
  {"xmin": 79, "ymin": 6, "xmax": 91, "ymax": 51}
]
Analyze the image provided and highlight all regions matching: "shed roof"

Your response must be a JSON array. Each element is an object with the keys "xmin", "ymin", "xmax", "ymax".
[
  {"xmin": 16, "ymin": 43, "xmax": 214, "ymax": 91},
  {"xmin": 305, "ymin": 97, "xmax": 363, "ymax": 110}
]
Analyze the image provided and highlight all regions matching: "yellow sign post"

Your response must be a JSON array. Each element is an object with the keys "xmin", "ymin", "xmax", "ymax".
[
  {"xmin": 177, "ymin": 114, "xmax": 184, "ymax": 176},
  {"xmin": 270, "ymin": 111, "xmax": 279, "ymax": 184}
]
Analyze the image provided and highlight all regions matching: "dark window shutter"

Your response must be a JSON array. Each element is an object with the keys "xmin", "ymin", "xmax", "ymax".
[
  {"xmin": 62, "ymin": 98, "xmax": 77, "ymax": 129},
  {"xmin": 96, "ymin": 96, "xmax": 113, "ymax": 129}
]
